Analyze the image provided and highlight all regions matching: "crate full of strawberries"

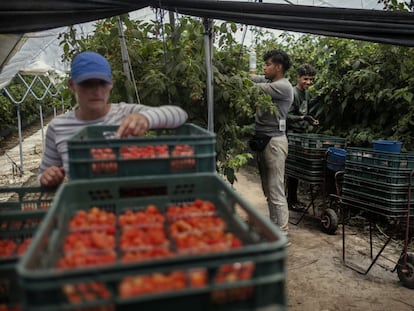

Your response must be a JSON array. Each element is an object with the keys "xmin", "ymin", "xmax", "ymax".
[
  {"xmin": 18, "ymin": 173, "xmax": 287, "ymax": 311},
  {"xmin": 0, "ymin": 186, "xmax": 56, "ymax": 311},
  {"xmin": 67, "ymin": 123, "xmax": 216, "ymax": 180}
]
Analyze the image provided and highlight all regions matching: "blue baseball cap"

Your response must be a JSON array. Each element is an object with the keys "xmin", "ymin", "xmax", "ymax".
[{"xmin": 70, "ymin": 51, "xmax": 112, "ymax": 84}]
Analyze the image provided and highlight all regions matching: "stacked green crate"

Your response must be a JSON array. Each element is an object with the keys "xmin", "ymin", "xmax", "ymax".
[
  {"xmin": 341, "ymin": 147, "xmax": 414, "ymax": 218},
  {"xmin": 18, "ymin": 123, "xmax": 288, "ymax": 311},
  {"xmin": 18, "ymin": 174, "xmax": 287, "ymax": 311},
  {"xmin": 0, "ymin": 187, "xmax": 55, "ymax": 310},
  {"xmin": 286, "ymin": 133, "xmax": 346, "ymax": 184}
]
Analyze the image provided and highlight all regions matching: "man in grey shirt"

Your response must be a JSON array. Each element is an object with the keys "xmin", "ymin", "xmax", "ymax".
[{"xmin": 251, "ymin": 49, "xmax": 293, "ymax": 238}]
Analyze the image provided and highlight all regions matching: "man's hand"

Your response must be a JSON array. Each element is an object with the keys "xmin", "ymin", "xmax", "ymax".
[
  {"xmin": 116, "ymin": 113, "xmax": 149, "ymax": 137},
  {"xmin": 40, "ymin": 166, "xmax": 65, "ymax": 187},
  {"xmin": 303, "ymin": 115, "xmax": 319, "ymax": 126}
]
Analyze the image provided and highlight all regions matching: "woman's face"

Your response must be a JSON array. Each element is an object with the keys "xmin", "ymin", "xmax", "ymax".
[{"xmin": 69, "ymin": 79, "xmax": 113, "ymax": 109}]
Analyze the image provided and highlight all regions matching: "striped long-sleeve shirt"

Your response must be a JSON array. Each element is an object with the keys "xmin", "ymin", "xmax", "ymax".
[{"xmin": 38, "ymin": 102, "xmax": 188, "ymax": 180}]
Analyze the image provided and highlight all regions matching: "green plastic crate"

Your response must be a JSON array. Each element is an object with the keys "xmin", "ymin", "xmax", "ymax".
[
  {"xmin": 286, "ymin": 152, "xmax": 325, "ymax": 184},
  {"xmin": 17, "ymin": 173, "xmax": 287, "ymax": 311},
  {"xmin": 341, "ymin": 147, "xmax": 414, "ymax": 218},
  {"xmin": 67, "ymin": 123, "xmax": 216, "ymax": 180},
  {"xmin": 345, "ymin": 162, "xmax": 414, "ymax": 186},
  {"xmin": 0, "ymin": 186, "xmax": 55, "ymax": 213},
  {"xmin": 286, "ymin": 135, "xmax": 346, "ymax": 184},
  {"xmin": 342, "ymin": 177, "xmax": 414, "ymax": 208},
  {"xmin": 341, "ymin": 195, "xmax": 413, "ymax": 220},
  {"xmin": 0, "ymin": 211, "xmax": 45, "ymax": 306},
  {"xmin": 346, "ymin": 147, "xmax": 414, "ymax": 169},
  {"xmin": 0, "ymin": 186, "xmax": 56, "ymax": 307},
  {"xmin": 287, "ymin": 133, "xmax": 346, "ymax": 149}
]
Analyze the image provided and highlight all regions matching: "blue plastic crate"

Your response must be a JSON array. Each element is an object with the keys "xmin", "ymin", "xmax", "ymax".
[
  {"xmin": 326, "ymin": 147, "xmax": 346, "ymax": 172},
  {"xmin": 372, "ymin": 140, "xmax": 402, "ymax": 153}
]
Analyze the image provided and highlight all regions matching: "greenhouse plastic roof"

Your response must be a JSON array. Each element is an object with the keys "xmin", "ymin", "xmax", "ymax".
[
  {"xmin": 0, "ymin": 28, "xmax": 70, "ymax": 89},
  {"xmin": 1, "ymin": 0, "xmax": 414, "ymax": 90}
]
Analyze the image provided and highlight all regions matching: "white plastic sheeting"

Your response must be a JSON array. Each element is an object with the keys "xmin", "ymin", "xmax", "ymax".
[
  {"xmin": 1, "ymin": 28, "xmax": 70, "ymax": 89},
  {"xmin": 0, "ymin": 1, "xmax": 385, "ymax": 90}
]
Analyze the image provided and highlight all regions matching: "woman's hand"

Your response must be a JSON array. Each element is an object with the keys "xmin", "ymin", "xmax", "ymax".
[
  {"xmin": 40, "ymin": 166, "xmax": 65, "ymax": 187},
  {"xmin": 116, "ymin": 113, "xmax": 149, "ymax": 137}
]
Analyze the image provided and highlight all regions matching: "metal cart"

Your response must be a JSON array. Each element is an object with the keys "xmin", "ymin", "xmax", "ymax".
[
  {"xmin": 336, "ymin": 147, "xmax": 414, "ymax": 289},
  {"xmin": 285, "ymin": 133, "xmax": 346, "ymax": 234}
]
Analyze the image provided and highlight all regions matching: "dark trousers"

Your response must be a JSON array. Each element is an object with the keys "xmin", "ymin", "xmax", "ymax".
[{"xmin": 287, "ymin": 176, "xmax": 298, "ymax": 204}]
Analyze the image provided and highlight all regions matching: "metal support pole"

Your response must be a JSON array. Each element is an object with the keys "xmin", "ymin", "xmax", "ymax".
[
  {"xmin": 16, "ymin": 105, "xmax": 24, "ymax": 174},
  {"xmin": 117, "ymin": 16, "xmax": 133, "ymax": 103},
  {"xmin": 3, "ymin": 73, "xmax": 61, "ymax": 175},
  {"xmin": 203, "ymin": 18, "xmax": 214, "ymax": 132},
  {"xmin": 39, "ymin": 100, "xmax": 45, "ymax": 149}
]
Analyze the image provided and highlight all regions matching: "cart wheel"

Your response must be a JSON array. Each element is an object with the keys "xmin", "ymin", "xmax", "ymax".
[
  {"xmin": 320, "ymin": 208, "xmax": 338, "ymax": 235},
  {"xmin": 397, "ymin": 253, "xmax": 414, "ymax": 289}
]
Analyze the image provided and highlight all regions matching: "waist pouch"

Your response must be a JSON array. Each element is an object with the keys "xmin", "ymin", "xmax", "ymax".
[{"xmin": 249, "ymin": 135, "xmax": 271, "ymax": 152}]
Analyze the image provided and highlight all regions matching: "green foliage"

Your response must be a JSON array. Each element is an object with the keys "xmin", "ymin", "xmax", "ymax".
[
  {"xmin": 58, "ymin": 15, "xmax": 265, "ymax": 183},
  {"xmin": 0, "ymin": 74, "xmax": 62, "ymax": 139},
  {"xmin": 275, "ymin": 33, "xmax": 414, "ymax": 150},
  {"xmin": 56, "ymin": 12, "xmax": 414, "ymax": 183},
  {"xmin": 0, "ymin": 92, "xmax": 15, "ymax": 132},
  {"xmin": 378, "ymin": 0, "xmax": 413, "ymax": 11}
]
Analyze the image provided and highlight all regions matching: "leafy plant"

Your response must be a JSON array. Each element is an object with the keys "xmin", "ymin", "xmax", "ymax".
[
  {"xmin": 276, "ymin": 33, "xmax": 414, "ymax": 150},
  {"xmin": 59, "ymin": 15, "xmax": 272, "ymax": 183},
  {"xmin": 56, "ymin": 11, "xmax": 414, "ymax": 183}
]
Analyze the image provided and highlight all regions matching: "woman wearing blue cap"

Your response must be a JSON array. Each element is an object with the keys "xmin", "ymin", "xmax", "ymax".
[{"xmin": 38, "ymin": 51, "xmax": 188, "ymax": 187}]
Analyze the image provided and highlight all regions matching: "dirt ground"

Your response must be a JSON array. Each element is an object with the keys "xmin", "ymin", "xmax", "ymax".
[
  {"xmin": 1, "ymin": 122, "xmax": 414, "ymax": 311},
  {"xmin": 233, "ymin": 165, "xmax": 414, "ymax": 311}
]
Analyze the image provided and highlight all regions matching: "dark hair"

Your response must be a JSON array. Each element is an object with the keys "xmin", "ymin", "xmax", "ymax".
[
  {"xmin": 263, "ymin": 49, "xmax": 291, "ymax": 73},
  {"xmin": 296, "ymin": 64, "xmax": 316, "ymax": 77}
]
